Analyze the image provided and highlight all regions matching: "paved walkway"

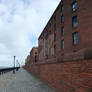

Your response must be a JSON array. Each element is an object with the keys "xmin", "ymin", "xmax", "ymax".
[{"xmin": 0, "ymin": 68, "xmax": 56, "ymax": 92}]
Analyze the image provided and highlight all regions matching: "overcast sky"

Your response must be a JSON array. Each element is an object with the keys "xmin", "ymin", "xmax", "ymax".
[{"xmin": 0, "ymin": 0, "xmax": 61, "ymax": 67}]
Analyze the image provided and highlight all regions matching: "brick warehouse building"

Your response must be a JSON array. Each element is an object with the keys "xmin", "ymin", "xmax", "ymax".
[
  {"xmin": 30, "ymin": 47, "xmax": 38, "ymax": 64},
  {"xmin": 25, "ymin": 0, "xmax": 92, "ymax": 92},
  {"xmin": 38, "ymin": 0, "xmax": 92, "ymax": 62},
  {"xmin": 25, "ymin": 47, "xmax": 38, "ymax": 70}
]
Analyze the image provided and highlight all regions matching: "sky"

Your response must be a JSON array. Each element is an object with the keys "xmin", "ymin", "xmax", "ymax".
[{"xmin": 0, "ymin": 0, "xmax": 61, "ymax": 67}]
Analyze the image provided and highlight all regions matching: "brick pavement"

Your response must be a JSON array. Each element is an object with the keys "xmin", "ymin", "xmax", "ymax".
[{"xmin": 0, "ymin": 68, "xmax": 56, "ymax": 92}]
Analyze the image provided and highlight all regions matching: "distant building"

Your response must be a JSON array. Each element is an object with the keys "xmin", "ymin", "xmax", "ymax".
[
  {"xmin": 25, "ymin": 47, "xmax": 38, "ymax": 67},
  {"xmin": 30, "ymin": 47, "xmax": 38, "ymax": 64},
  {"xmin": 38, "ymin": 0, "xmax": 92, "ymax": 62},
  {"xmin": 25, "ymin": 55, "xmax": 31, "ymax": 68}
]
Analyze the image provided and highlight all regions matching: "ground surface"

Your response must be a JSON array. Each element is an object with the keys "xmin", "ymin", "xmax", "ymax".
[{"xmin": 0, "ymin": 68, "xmax": 56, "ymax": 92}]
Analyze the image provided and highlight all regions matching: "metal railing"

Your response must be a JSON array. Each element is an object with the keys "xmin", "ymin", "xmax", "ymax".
[{"xmin": 0, "ymin": 67, "xmax": 20, "ymax": 75}]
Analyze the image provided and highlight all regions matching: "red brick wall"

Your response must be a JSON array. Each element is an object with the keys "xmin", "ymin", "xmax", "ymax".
[
  {"xmin": 26, "ymin": 59, "xmax": 92, "ymax": 92},
  {"xmin": 28, "ymin": 64, "xmax": 40, "ymax": 77}
]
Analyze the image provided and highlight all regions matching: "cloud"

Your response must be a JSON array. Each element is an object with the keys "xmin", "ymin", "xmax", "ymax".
[{"xmin": 0, "ymin": 0, "xmax": 60, "ymax": 67}]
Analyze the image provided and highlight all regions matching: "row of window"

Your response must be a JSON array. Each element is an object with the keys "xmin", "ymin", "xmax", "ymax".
[
  {"xmin": 60, "ymin": 1, "xmax": 64, "ymax": 50},
  {"xmin": 54, "ymin": 32, "xmax": 79, "ymax": 54},
  {"xmin": 54, "ymin": 1, "xmax": 78, "ymax": 36},
  {"xmin": 61, "ymin": 0, "xmax": 77, "ymax": 12},
  {"xmin": 61, "ymin": 15, "xmax": 78, "ymax": 37},
  {"xmin": 53, "ymin": 1, "xmax": 78, "ymax": 29},
  {"xmin": 73, "ymin": 0, "xmax": 79, "ymax": 44},
  {"xmin": 61, "ymin": 32, "xmax": 79, "ymax": 49},
  {"xmin": 61, "ymin": 15, "xmax": 78, "ymax": 28},
  {"xmin": 61, "ymin": 1, "xmax": 78, "ymax": 50},
  {"xmin": 53, "ymin": 1, "xmax": 78, "ymax": 53}
]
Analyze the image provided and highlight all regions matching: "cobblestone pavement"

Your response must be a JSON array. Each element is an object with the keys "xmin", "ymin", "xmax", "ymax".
[{"xmin": 0, "ymin": 68, "xmax": 56, "ymax": 92}]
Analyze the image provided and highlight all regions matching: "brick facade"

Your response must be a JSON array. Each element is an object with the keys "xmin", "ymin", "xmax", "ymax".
[
  {"xmin": 25, "ymin": 47, "xmax": 38, "ymax": 69},
  {"xmin": 30, "ymin": 47, "xmax": 38, "ymax": 64},
  {"xmin": 24, "ymin": 0, "xmax": 92, "ymax": 92},
  {"xmin": 28, "ymin": 59, "xmax": 92, "ymax": 92},
  {"xmin": 38, "ymin": 0, "xmax": 92, "ymax": 62}
]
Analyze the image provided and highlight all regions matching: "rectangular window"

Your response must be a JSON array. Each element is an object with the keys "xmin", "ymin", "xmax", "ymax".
[
  {"xmin": 61, "ymin": 27, "xmax": 64, "ymax": 36},
  {"xmin": 54, "ymin": 33, "xmax": 56, "ymax": 42},
  {"xmin": 45, "ymin": 39, "xmax": 48, "ymax": 59},
  {"xmin": 54, "ymin": 24, "xmax": 56, "ymax": 31},
  {"xmin": 61, "ymin": 5, "xmax": 64, "ymax": 11},
  {"xmin": 54, "ymin": 45, "xmax": 56, "ymax": 54},
  {"xmin": 72, "ymin": 16, "xmax": 78, "ymax": 27},
  {"xmin": 61, "ymin": 40, "xmax": 64, "ymax": 49},
  {"xmin": 35, "ymin": 56, "xmax": 37, "ymax": 62},
  {"xmin": 45, "ymin": 29, "xmax": 48, "ymax": 39},
  {"xmin": 72, "ymin": 1, "xmax": 77, "ymax": 12},
  {"xmin": 49, "ymin": 23, "xmax": 51, "ymax": 28},
  {"xmin": 73, "ymin": 32, "xmax": 79, "ymax": 45},
  {"xmin": 61, "ymin": 0, "xmax": 63, "ymax": 4},
  {"xmin": 54, "ymin": 16, "xmax": 56, "ymax": 21},
  {"xmin": 61, "ymin": 15, "xmax": 64, "ymax": 23},
  {"xmin": 49, "ymin": 30, "xmax": 51, "ymax": 34}
]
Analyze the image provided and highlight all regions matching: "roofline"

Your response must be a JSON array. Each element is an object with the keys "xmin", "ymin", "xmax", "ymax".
[{"xmin": 38, "ymin": 0, "xmax": 61, "ymax": 40}]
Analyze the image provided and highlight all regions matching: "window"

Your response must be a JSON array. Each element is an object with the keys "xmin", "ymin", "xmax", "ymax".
[
  {"xmin": 35, "ymin": 52, "xmax": 37, "ymax": 55},
  {"xmin": 49, "ymin": 23, "xmax": 51, "ymax": 28},
  {"xmin": 61, "ymin": 27, "xmax": 64, "ymax": 36},
  {"xmin": 73, "ymin": 32, "xmax": 79, "ymax": 45},
  {"xmin": 46, "ymin": 54, "xmax": 48, "ymax": 59},
  {"xmin": 54, "ymin": 24, "xmax": 56, "ymax": 31},
  {"xmin": 54, "ymin": 45, "xmax": 56, "ymax": 54},
  {"xmin": 61, "ymin": 5, "xmax": 64, "ymax": 11},
  {"xmin": 54, "ymin": 16, "xmax": 56, "ymax": 21},
  {"xmin": 45, "ymin": 29, "xmax": 48, "ymax": 39},
  {"xmin": 72, "ymin": 1, "xmax": 77, "ymax": 12},
  {"xmin": 61, "ymin": 40, "xmax": 64, "ymax": 49},
  {"xmin": 45, "ymin": 39, "xmax": 48, "ymax": 59},
  {"xmin": 61, "ymin": 15, "xmax": 64, "ymax": 23},
  {"xmin": 61, "ymin": 0, "xmax": 63, "ymax": 4},
  {"xmin": 49, "ymin": 30, "xmax": 51, "ymax": 34},
  {"xmin": 72, "ymin": 16, "xmax": 78, "ymax": 27},
  {"xmin": 35, "ymin": 56, "xmax": 37, "ymax": 62},
  {"xmin": 54, "ymin": 33, "xmax": 56, "ymax": 42}
]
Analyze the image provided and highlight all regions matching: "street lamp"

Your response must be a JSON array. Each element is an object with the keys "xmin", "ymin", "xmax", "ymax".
[
  {"xmin": 16, "ymin": 60, "xmax": 20, "ymax": 71},
  {"xmin": 13, "ymin": 56, "xmax": 16, "ymax": 74},
  {"xmin": 16, "ymin": 60, "xmax": 20, "ymax": 68}
]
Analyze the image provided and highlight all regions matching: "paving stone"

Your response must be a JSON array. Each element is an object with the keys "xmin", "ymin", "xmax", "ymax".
[{"xmin": 0, "ymin": 68, "xmax": 56, "ymax": 92}]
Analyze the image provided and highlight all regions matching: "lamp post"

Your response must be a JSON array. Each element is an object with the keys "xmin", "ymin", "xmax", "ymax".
[
  {"xmin": 16, "ymin": 60, "xmax": 20, "ymax": 71},
  {"xmin": 17, "ymin": 60, "xmax": 20, "ymax": 68},
  {"xmin": 13, "ymin": 56, "xmax": 16, "ymax": 74}
]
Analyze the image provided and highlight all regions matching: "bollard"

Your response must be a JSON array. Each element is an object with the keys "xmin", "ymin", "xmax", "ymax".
[{"xmin": 13, "ymin": 69, "xmax": 15, "ymax": 74}]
